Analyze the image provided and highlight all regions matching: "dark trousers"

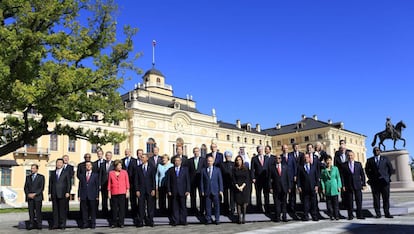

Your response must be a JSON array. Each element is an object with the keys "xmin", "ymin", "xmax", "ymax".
[
  {"xmin": 190, "ymin": 183, "xmax": 204, "ymax": 214},
  {"xmin": 111, "ymin": 194, "xmax": 126, "ymax": 226},
  {"xmin": 288, "ymin": 181, "xmax": 297, "ymax": 212},
  {"xmin": 126, "ymin": 188, "xmax": 138, "ymax": 218},
  {"xmin": 255, "ymin": 181, "xmax": 270, "ymax": 211},
  {"xmin": 223, "ymin": 186, "xmax": 235, "ymax": 215},
  {"xmin": 205, "ymin": 194, "xmax": 220, "ymax": 222},
  {"xmin": 345, "ymin": 189, "xmax": 363, "ymax": 218},
  {"xmin": 52, "ymin": 197, "xmax": 67, "ymax": 228},
  {"xmin": 326, "ymin": 195, "xmax": 339, "ymax": 218},
  {"xmin": 171, "ymin": 195, "xmax": 188, "ymax": 225},
  {"xmin": 302, "ymin": 191, "xmax": 317, "ymax": 219},
  {"xmin": 138, "ymin": 193, "xmax": 155, "ymax": 225},
  {"xmin": 272, "ymin": 191, "xmax": 287, "ymax": 220},
  {"xmin": 158, "ymin": 186, "xmax": 168, "ymax": 212},
  {"xmin": 80, "ymin": 199, "xmax": 97, "ymax": 227},
  {"xmin": 101, "ymin": 186, "xmax": 110, "ymax": 214},
  {"xmin": 371, "ymin": 184, "xmax": 391, "ymax": 216},
  {"xmin": 28, "ymin": 199, "xmax": 42, "ymax": 228}
]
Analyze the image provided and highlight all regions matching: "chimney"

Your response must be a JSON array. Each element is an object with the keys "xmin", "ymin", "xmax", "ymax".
[
  {"xmin": 313, "ymin": 115, "xmax": 318, "ymax": 120},
  {"xmin": 301, "ymin": 114, "xmax": 306, "ymax": 120},
  {"xmin": 236, "ymin": 119, "xmax": 241, "ymax": 129},
  {"xmin": 328, "ymin": 119, "xmax": 332, "ymax": 124},
  {"xmin": 256, "ymin": 124, "xmax": 261, "ymax": 132},
  {"xmin": 276, "ymin": 123, "xmax": 281, "ymax": 129}
]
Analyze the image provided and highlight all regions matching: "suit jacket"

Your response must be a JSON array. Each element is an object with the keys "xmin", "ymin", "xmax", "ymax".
[
  {"xmin": 320, "ymin": 166, "xmax": 342, "ymax": 196},
  {"xmin": 92, "ymin": 159, "xmax": 104, "ymax": 174},
  {"xmin": 77, "ymin": 161, "xmax": 93, "ymax": 180},
  {"xmin": 171, "ymin": 155, "xmax": 189, "ymax": 167},
  {"xmin": 167, "ymin": 166, "xmax": 191, "ymax": 196},
  {"xmin": 188, "ymin": 156, "xmax": 206, "ymax": 185},
  {"xmin": 297, "ymin": 163, "xmax": 320, "ymax": 194},
  {"xmin": 365, "ymin": 155, "xmax": 394, "ymax": 186},
  {"xmin": 149, "ymin": 155, "xmax": 162, "ymax": 168},
  {"xmin": 220, "ymin": 161, "xmax": 234, "ymax": 187},
  {"xmin": 280, "ymin": 153, "xmax": 297, "ymax": 182},
  {"xmin": 49, "ymin": 169, "xmax": 71, "ymax": 199},
  {"xmin": 78, "ymin": 171, "xmax": 100, "ymax": 200},
  {"xmin": 135, "ymin": 164, "xmax": 156, "ymax": 195},
  {"xmin": 200, "ymin": 166, "xmax": 223, "ymax": 196},
  {"xmin": 24, "ymin": 173, "xmax": 45, "ymax": 201},
  {"xmin": 250, "ymin": 155, "xmax": 270, "ymax": 182},
  {"xmin": 100, "ymin": 160, "xmax": 114, "ymax": 187},
  {"xmin": 206, "ymin": 152, "xmax": 224, "ymax": 167},
  {"xmin": 62, "ymin": 164, "xmax": 74, "ymax": 178},
  {"xmin": 122, "ymin": 156, "xmax": 138, "ymax": 190},
  {"xmin": 341, "ymin": 161, "xmax": 366, "ymax": 191},
  {"xmin": 334, "ymin": 149, "xmax": 351, "ymax": 167},
  {"xmin": 268, "ymin": 164, "xmax": 291, "ymax": 194},
  {"xmin": 289, "ymin": 151, "xmax": 305, "ymax": 166}
]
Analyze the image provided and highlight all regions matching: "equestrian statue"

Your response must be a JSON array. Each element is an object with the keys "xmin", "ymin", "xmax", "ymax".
[{"xmin": 371, "ymin": 117, "xmax": 406, "ymax": 151}]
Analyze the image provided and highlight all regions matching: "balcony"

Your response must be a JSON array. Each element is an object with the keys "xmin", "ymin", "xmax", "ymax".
[{"xmin": 14, "ymin": 146, "xmax": 50, "ymax": 161}]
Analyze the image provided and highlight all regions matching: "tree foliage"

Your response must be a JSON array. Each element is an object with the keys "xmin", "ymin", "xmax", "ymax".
[{"xmin": 0, "ymin": 0, "xmax": 138, "ymax": 156}]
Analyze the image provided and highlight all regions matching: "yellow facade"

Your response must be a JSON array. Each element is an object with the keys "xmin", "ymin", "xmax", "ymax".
[{"xmin": 0, "ymin": 68, "xmax": 366, "ymax": 207}]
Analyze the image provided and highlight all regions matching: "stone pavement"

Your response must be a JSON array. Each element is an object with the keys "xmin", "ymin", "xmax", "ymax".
[{"xmin": 1, "ymin": 190, "xmax": 413, "ymax": 233}]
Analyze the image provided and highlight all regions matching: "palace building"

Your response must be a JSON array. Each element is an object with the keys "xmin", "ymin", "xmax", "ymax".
[{"xmin": 0, "ymin": 66, "xmax": 366, "ymax": 207}]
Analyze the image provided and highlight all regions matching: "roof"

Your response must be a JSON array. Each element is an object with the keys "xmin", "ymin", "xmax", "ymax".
[
  {"xmin": 217, "ymin": 121, "xmax": 268, "ymax": 135},
  {"xmin": 143, "ymin": 68, "xmax": 164, "ymax": 77},
  {"xmin": 262, "ymin": 117, "xmax": 365, "ymax": 136},
  {"xmin": 0, "ymin": 159, "xmax": 19, "ymax": 167},
  {"xmin": 122, "ymin": 93, "xmax": 200, "ymax": 113}
]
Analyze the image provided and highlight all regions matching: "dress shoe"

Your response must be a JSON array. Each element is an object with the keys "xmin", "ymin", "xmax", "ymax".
[
  {"xmin": 385, "ymin": 214, "xmax": 394, "ymax": 218},
  {"xmin": 312, "ymin": 217, "xmax": 319, "ymax": 221},
  {"xmin": 330, "ymin": 216, "xmax": 334, "ymax": 220},
  {"xmin": 171, "ymin": 222, "xmax": 177, "ymax": 226},
  {"xmin": 214, "ymin": 221, "xmax": 220, "ymax": 225},
  {"xmin": 205, "ymin": 220, "xmax": 212, "ymax": 225},
  {"xmin": 111, "ymin": 224, "xmax": 116, "ymax": 228},
  {"xmin": 282, "ymin": 217, "xmax": 288, "ymax": 222},
  {"xmin": 302, "ymin": 217, "xmax": 309, "ymax": 221},
  {"xmin": 375, "ymin": 214, "xmax": 381, "ymax": 218},
  {"xmin": 49, "ymin": 226, "xmax": 58, "ymax": 230},
  {"xmin": 136, "ymin": 223, "xmax": 144, "ymax": 227},
  {"xmin": 274, "ymin": 218, "xmax": 280, "ymax": 223},
  {"xmin": 357, "ymin": 216, "xmax": 365, "ymax": 220},
  {"xmin": 348, "ymin": 216, "xmax": 354, "ymax": 220}
]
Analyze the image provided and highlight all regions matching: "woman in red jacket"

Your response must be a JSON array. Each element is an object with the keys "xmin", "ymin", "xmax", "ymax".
[{"xmin": 108, "ymin": 159, "xmax": 130, "ymax": 228}]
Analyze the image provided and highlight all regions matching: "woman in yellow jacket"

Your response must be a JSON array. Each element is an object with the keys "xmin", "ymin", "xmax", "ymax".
[{"xmin": 320, "ymin": 155, "xmax": 342, "ymax": 220}]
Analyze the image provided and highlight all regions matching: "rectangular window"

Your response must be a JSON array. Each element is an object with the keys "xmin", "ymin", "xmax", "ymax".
[
  {"xmin": 113, "ymin": 120, "xmax": 120, "ymax": 126},
  {"xmin": 113, "ymin": 143, "xmax": 120, "ymax": 155},
  {"xmin": 252, "ymin": 139, "xmax": 255, "ymax": 144},
  {"xmin": 304, "ymin": 136, "xmax": 310, "ymax": 142},
  {"xmin": 277, "ymin": 141, "xmax": 282, "ymax": 146},
  {"xmin": 91, "ymin": 144, "xmax": 98, "ymax": 153},
  {"xmin": 237, "ymin": 137, "xmax": 240, "ymax": 142},
  {"xmin": 317, "ymin": 134, "xmax": 323, "ymax": 140},
  {"xmin": 226, "ymin": 135, "xmax": 230, "ymax": 141},
  {"xmin": 50, "ymin": 134, "xmax": 58, "ymax": 151},
  {"xmin": 244, "ymin": 137, "xmax": 247, "ymax": 143},
  {"xmin": 259, "ymin": 140, "xmax": 262, "ymax": 145},
  {"xmin": 1, "ymin": 167, "xmax": 11, "ymax": 186},
  {"xmin": 290, "ymin": 138, "xmax": 295, "ymax": 144},
  {"xmin": 68, "ymin": 139, "xmax": 76, "ymax": 152},
  {"xmin": 216, "ymin": 133, "xmax": 219, "ymax": 139},
  {"xmin": 91, "ymin": 115, "xmax": 99, "ymax": 122}
]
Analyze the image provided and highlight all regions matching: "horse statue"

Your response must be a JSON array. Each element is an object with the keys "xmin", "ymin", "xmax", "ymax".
[{"xmin": 371, "ymin": 120, "xmax": 406, "ymax": 151}]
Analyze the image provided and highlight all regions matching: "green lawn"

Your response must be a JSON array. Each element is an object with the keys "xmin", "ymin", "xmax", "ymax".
[{"xmin": 0, "ymin": 206, "xmax": 80, "ymax": 213}]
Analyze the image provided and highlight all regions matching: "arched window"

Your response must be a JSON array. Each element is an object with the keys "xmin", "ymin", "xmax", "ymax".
[
  {"xmin": 156, "ymin": 77, "xmax": 161, "ymax": 85},
  {"xmin": 175, "ymin": 138, "xmax": 185, "ymax": 155},
  {"xmin": 146, "ymin": 138, "xmax": 156, "ymax": 155}
]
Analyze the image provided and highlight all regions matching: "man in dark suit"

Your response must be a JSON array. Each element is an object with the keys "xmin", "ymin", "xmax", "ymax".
[
  {"xmin": 297, "ymin": 153, "xmax": 320, "ymax": 221},
  {"xmin": 62, "ymin": 155, "xmax": 74, "ymax": 215},
  {"xmin": 149, "ymin": 146, "xmax": 162, "ymax": 168},
  {"xmin": 188, "ymin": 147, "xmax": 206, "ymax": 215},
  {"xmin": 167, "ymin": 156, "xmax": 191, "ymax": 226},
  {"xmin": 201, "ymin": 155, "xmax": 223, "ymax": 225},
  {"xmin": 92, "ymin": 149, "xmax": 104, "ymax": 173},
  {"xmin": 279, "ymin": 144, "xmax": 297, "ymax": 219},
  {"xmin": 78, "ymin": 161, "xmax": 100, "ymax": 229},
  {"xmin": 135, "ymin": 154, "xmax": 156, "ymax": 227},
  {"xmin": 121, "ymin": 149, "xmax": 138, "ymax": 220},
  {"xmin": 250, "ymin": 145, "xmax": 270, "ymax": 213},
  {"xmin": 77, "ymin": 153, "xmax": 92, "ymax": 180},
  {"xmin": 269, "ymin": 155, "xmax": 291, "ymax": 222},
  {"xmin": 49, "ymin": 158, "xmax": 71, "ymax": 229},
  {"xmin": 288, "ymin": 143, "xmax": 304, "ymax": 219},
  {"xmin": 171, "ymin": 146, "xmax": 189, "ymax": 167},
  {"xmin": 100, "ymin": 151, "xmax": 114, "ymax": 215},
  {"xmin": 365, "ymin": 147, "xmax": 394, "ymax": 218},
  {"xmin": 334, "ymin": 140, "xmax": 352, "ymax": 166},
  {"xmin": 220, "ymin": 151, "xmax": 235, "ymax": 215},
  {"xmin": 341, "ymin": 151, "xmax": 366, "ymax": 220},
  {"xmin": 24, "ymin": 164, "xmax": 45, "ymax": 230},
  {"xmin": 206, "ymin": 143, "xmax": 224, "ymax": 167}
]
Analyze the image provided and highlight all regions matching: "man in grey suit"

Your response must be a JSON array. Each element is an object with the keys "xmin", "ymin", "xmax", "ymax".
[
  {"xmin": 24, "ymin": 164, "xmax": 45, "ymax": 230},
  {"xmin": 365, "ymin": 147, "xmax": 394, "ymax": 218},
  {"xmin": 201, "ymin": 155, "xmax": 223, "ymax": 225}
]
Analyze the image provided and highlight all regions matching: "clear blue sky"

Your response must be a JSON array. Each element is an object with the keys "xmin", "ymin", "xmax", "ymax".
[{"xmin": 115, "ymin": 0, "xmax": 413, "ymax": 159}]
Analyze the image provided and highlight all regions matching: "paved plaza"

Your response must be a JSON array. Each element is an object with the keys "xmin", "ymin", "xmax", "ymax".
[{"xmin": 1, "ymin": 190, "xmax": 413, "ymax": 233}]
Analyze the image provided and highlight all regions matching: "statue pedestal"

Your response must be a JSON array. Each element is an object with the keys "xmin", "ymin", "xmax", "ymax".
[{"xmin": 382, "ymin": 150, "xmax": 414, "ymax": 189}]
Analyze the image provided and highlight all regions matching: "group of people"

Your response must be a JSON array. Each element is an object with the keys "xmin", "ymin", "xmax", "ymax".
[{"xmin": 23, "ymin": 141, "xmax": 394, "ymax": 230}]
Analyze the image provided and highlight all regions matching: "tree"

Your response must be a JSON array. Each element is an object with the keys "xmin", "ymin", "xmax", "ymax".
[{"xmin": 0, "ymin": 0, "xmax": 139, "ymax": 156}]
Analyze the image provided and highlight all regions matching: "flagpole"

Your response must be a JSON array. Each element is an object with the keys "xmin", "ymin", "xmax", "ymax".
[{"xmin": 152, "ymin": 40, "xmax": 156, "ymax": 67}]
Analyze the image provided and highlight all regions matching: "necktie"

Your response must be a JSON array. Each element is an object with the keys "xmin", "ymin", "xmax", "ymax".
[
  {"xmin": 306, "ymin": 164, "xmax": 310, "ymax": 174},
  {"xmin": 86, "ymin": 172, "xmax": 90, "ymax": 182},
  {"xmin": 126, "ymin": 157, "xmax": 130, "ymax": 168},
  {"xmin": 32, "ymin": 174, "xmax": 36, "ymax": 181},
  {"xmin": 350, "ymin": 162, "xmax": 354, "ymax": 174},
  {"xmin": 176, "ymin": 167, "xmax": 179, "ymax": 176},
  {"xmin": 310, "ymin": 155, "xmax": 313, "ymax": 164},
  {"xmin": 56, "ymin": 170, "xmax": 60, "ymax": 179},
  {"xmin": 376, "ymin": 157, "xmax": 380, "ymax": 167},
  {"xmin": 144, "ymin": 165, "xmax": 147, "ymax": 175},
  {"xmin": 277, "ymin": 165, "xmax": 281, "ymax": 176},
  {"xmin": 260, "ymin": 155, "xmax": 264, "ymax": 166},
  {"xmin": 284, "ymin": 155, "xmax": 288, "ymax": 163},
  {"xmin": 106, "ymin": 161, "xmax": 110, "ymax": 171},
  {"xmin": 341, "ymin": 154, "xmax": 346, "ymax": 163},
  {"xmin": 208, "ymin": 167, "xmax": 212, "ymax": 179},
  {"xmin": 194, "ymin": 157, "xmax": 199, "ymax": 170}
]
